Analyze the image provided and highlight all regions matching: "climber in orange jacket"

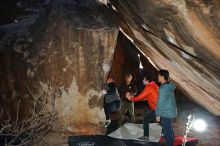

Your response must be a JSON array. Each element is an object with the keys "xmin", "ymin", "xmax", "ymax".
[{"xmin": 126, "ymin": 73, "xmax": 159, "ymax": 141}]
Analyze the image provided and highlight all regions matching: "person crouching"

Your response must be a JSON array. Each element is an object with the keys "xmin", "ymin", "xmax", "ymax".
[{"xmin": 103, "ymin": 77, "xmax": 121, "ymax": 128}]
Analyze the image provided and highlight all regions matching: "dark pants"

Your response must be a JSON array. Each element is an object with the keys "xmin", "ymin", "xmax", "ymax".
[
  {"xmin": 104, "ymin": 100, "xmax": 120, "ymax": 120},
  {"xmin": 121, "ymin": 101, "xmax": 135, "ymax": 122},
  {"xmin": 144, "ymin": 110, "xmax": 155, "ymax": 137},
  {"xmin": 160, "ymin": 117, "xmax": 174, "ymax": 146}
]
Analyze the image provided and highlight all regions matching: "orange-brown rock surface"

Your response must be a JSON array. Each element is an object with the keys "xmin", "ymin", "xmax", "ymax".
[
  {"xmin": 0, "ymin": 0, "xmax": 118, "ymax": 134},
  {"xmin": 109, "ymin": 0, "xmax": 220, "ymax": 115},
  {"xmin": 1, "ymin": 0, "xmax": 220, "ymax": 137}
]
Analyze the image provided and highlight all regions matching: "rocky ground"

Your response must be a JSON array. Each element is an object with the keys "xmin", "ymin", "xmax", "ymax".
[
  {"xmin": 173, "ymin": 102, "xmax": 220, "ymax": 146},
  {"xmin": 34, "ymin": 100, "xmax": 220, "ymax": 146}
]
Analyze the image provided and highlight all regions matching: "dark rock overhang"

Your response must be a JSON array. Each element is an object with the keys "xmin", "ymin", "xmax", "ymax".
[{"xmin": 108, "ymin": 0, "xmax": 220, "ymax": 115}]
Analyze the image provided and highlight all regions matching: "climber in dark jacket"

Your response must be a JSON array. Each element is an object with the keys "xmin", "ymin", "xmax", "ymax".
[
  {"xmin": 103, "ymin": 77, "xmax": 120, "ymax": 128},
  {"xmin": 119, "ymin": 73, "xmax": 137, "ymax": 122}
]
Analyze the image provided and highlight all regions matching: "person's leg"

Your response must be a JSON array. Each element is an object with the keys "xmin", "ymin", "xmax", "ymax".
[
  {"xmin": 111, "ymin": 100, "xmax": 121, "ymax": 113},
  {"xmin": 121, "ymin": 101, "xmax": 127, "ymax": 114},
  {"xmin": 120, "ymin": 101, "xmax": 126, "ymax": 122},
  {"xmin": 128, "ymin": 102, "xmax": 135, "ymax": 122},
  {"xmin": 160, "ymin": 117, "xmax": 174, "ymax": 146},
  {"xmin": 115, "ymin": 100, "xmax": 121, "ymax": 112},
  {"xmin": 143, "ymin": 110, "xmax": 156, "ymax": 137},
  {"xmin": 104, "ymin": 101, "xmax": 110, "ymax": 120},
  {"xmin": 104, "ymin": 102, "xmax": 114, "ymax": 127}
]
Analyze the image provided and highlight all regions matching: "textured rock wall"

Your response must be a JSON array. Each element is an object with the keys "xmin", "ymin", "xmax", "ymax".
[
  {"xmin": 109, "ymin": 0, "xmax": 220, "ymax": 115},
  {"xmin": 0, "ymin": 0, "xmax": 118, "ymax": 134}
]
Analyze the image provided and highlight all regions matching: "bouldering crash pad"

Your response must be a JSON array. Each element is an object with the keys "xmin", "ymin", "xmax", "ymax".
[
  {"xmin": 108, "ymin": 123, "xmax": 162, "ymax": 142},
  {"xmin": 68, "ymin": 135, "xmax": 162, "ymax": 146}
]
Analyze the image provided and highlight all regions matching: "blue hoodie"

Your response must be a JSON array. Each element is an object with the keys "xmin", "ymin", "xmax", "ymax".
[{"xmin": 156, "ymin": 82, "xmax": 177, "ymax": 118}]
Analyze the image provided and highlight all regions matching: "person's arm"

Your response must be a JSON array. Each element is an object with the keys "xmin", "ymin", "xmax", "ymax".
[
  {"xmin": 118, "ymin": 85, "xmax": 127, "ymax": 101},
  {"xmin": 131, "ymin": 84, "xmax": 137, "ymax": 96},
  {"xmin": 118, "ymin": 86, "xmax": 123, "ymax": 96},
  {"xmin": 130, "ymin": 86, "xmax": 151, "ymax": 102}
]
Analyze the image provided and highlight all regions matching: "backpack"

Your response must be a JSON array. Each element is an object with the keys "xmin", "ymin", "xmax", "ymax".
[{"xmin": 104, "ymin": 93, "xmax": 120, "ymax": 104}]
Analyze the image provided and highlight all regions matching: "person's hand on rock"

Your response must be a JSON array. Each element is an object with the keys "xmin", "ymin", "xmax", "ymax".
[{"xmin": 102, "ymin": 89, "xmax": 107, "ymax": 95}]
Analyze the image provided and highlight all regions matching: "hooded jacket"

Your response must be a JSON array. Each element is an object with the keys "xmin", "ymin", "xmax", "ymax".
[
  {"xmin": 130, "ymin": 81, "xmax": 159, "ymax": 110},
  {"xmin": 156, "ymin": 82, "xmax": 177, "ymax": 118},
  {"xmin": 104, "ymin": 82, "xmax": 120, "ymax": 103}
]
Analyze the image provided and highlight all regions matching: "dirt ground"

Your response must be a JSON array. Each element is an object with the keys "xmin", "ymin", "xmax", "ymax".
[{"xmin": 173, "ymin": 102, "xmax": 220, "ymax": 146}]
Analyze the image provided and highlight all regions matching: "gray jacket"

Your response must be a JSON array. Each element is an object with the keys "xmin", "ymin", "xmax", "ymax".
[{"xmin": 156, "ymin": 82, "xmax": 177, "ymax": 118}]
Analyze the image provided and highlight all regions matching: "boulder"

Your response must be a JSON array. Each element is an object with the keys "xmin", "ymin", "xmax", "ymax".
[
  {"xmin": 0, "ymin": 0, "xmax": 118, "ymax": 134},
  {"xmin": 109, "ymin": 0, "xmax": 220, "ymax": 115}
]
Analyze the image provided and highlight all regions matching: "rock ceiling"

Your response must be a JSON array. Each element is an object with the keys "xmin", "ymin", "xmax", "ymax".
[{"xmin": 109, "ymin": 0, "xmax": 220, "ymax": 115}]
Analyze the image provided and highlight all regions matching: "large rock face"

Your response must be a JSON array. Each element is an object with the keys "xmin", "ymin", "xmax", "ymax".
[
  {"xmin": 0, "ymin": 0, "xmax": 118, "ymax": 134},
  {"xmin": 1, "ymin": 0, "xmax": 220, "ymax": 137},
  {"xmin": 109, "ymin": 0, "xmax": 220, "ymax": 115}
]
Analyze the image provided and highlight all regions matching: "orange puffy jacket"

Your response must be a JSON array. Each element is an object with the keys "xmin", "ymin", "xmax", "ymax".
[{"xmin": 130, "ymin": 81, "xmax": 159, "ymax": 110}]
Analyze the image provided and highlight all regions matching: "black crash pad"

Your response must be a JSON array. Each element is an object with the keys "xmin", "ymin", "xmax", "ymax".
[{"xmin": 68, "ymin": 135, "xmax": 163, "ymax": 146}]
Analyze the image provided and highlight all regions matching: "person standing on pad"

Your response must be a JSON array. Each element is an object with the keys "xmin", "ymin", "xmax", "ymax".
[
  {"xmin": 156, "ymin": 70, "xmax": 177, "ymax": 146},
  {"xmin": 126, "ymin": 73, "xmax": 159, "ymax": 141}
]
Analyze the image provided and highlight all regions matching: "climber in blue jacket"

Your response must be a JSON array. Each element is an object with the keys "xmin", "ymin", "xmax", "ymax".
[{"xmin": 156, "ymin": 70, "xmax": 177, "ymax": 146}]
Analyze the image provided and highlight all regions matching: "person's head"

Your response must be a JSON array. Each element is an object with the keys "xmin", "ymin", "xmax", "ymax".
[
  {"xmin": 106, "ymin": 77, "xmax": 114, "ymax": 84},
  {"xmin": 158, "ymin": 70, "xmax": 169, "ymax": 84},
  {"xmin": 143, "ymin": 71, "xmax": 155, "ymax": 85},
  {"xmin": 125, "ymin": 73, "xmax": 133, "ymax": 84},
  {"xmin": 107, "ymin": 82, "xmax": 116, "ymax": 93},
  {"xmin": 106, "ymin": 77, "xmax": 116, "ymax": 93}
]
